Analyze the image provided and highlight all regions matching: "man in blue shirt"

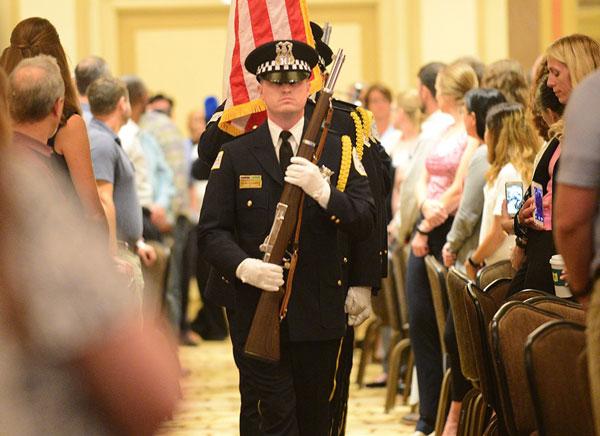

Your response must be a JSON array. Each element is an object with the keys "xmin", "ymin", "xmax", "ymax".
[{"xmin": 88, "ymin": 77, "xmax": 156, "ymax": 312}]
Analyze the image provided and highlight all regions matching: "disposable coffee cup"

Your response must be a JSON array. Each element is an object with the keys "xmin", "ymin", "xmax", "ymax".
[{"xmin": 549, "ymin": 254, "xmax": 572, "ymax": 298}]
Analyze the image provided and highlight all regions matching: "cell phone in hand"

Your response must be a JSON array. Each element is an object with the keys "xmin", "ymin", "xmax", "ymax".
[
  {"xmin": 531, "ymin": 181, "xmax": 544, "ymax": 226},
  {"xmin": 505, "ymin": 181, "xmax": 523, "ymax": 217}
]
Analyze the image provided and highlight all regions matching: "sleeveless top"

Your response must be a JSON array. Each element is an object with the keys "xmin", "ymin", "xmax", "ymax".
[
  {"xmin": 47, "ymin": 109, "xmax": 83, "ymax": 210},
  {"xmin": 425, "ymin": 128, "xmax": 468, "ymax": 206}
]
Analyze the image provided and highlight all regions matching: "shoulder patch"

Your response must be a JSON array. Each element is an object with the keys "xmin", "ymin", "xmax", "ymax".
[
  {"xmin": 211, "ymin": 150, "xmax": 224, "ymax": 170},
  {"xmin": 352, "ymin": 148, "xmax": 367, "ymax": 177}
]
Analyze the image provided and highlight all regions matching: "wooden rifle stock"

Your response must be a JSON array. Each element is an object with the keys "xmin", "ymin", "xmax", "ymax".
[{"xmin": 244, "ymin": 50, "xmax": 345, "ymax": 362}]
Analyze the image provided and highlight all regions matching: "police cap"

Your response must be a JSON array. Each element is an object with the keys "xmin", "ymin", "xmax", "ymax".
[{"xmin": 245, "ymin": 39, "xmax": 318, "ymax": 84}]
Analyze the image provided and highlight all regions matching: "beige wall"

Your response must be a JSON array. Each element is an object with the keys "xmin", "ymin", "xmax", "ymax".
[{"xmin": 1, "ymin": 0, "xmax": 598, "ymax": 132}]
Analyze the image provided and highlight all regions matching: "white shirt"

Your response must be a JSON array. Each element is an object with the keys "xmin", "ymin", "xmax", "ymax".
[
  {"xmin": 480, "ymin": 163, "xmax": 522, "ymax": 264},
  {"xmin": 420, "ymin": 110, "xmax": 455, "ymax": 142},
  {"xmin": 267, "ymin": 117, "xmax": 304, "ymax": 161},
  {"xmin": 379, "ymin": 125, "xmax": 402, "ymax": 156},
  {"xmin": 118, "ymin": 119, "xmax": 153, "ymax": 207}
]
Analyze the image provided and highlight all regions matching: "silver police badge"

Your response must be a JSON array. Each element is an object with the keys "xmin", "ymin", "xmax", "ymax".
[{"xmin": 275, "ymin": 41, "xmax": 295, "ymax": 66}]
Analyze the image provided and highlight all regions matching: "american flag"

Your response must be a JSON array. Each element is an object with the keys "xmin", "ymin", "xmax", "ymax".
[{"xmin": 219, "ymin": 0, "xmax": 323, "ymax": 136}]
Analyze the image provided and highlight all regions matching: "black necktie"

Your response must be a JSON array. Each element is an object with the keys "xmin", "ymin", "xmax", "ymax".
[{"xmin": 279, "ymin": 130, "xmax": 293, "ymax": 175}]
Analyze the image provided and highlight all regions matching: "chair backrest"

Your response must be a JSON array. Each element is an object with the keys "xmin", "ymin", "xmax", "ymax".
[
  {"xmin": 489, "ymin": 301, "xmax": 563, "ymax": 436},
  {"xmin": 466, "ymin": 282, "xmax": 503, "ymax": 411},
  {"xmin": 391, "ymin": 244, "xmax": 410, "ymax": 332},
  {"xmin": 483, "ymin": 278, "xmax": 513, "ymax": 306},
  {"xmin": 380, "ymin": 258, "xmax": 400, "ymax": 331},
  {"xmin": 525, "ymin": 320, "xmax": 593, "ymax": 436},
  {"xmin": 524, "ymin": 295, "xmax": 585, "ymax": 324},
  {"xmin": 508, "ymin": 289, "xmax": 548, "ymax": 302},
  {"xmin": 446, "ymin": 267, "xmax": 478, "ymax": 382},
  {"xmin": 477, "ymin": 259, "xmax": 515, "ymax": 290},
  {"xmin": 424, "ymin": 255, "xmax": 449, "ymax": 355}
]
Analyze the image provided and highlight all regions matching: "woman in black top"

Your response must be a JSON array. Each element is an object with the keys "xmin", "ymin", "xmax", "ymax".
[{"xmin": 510, "ymin": 33, "xmax": 600, "ymax": 293}]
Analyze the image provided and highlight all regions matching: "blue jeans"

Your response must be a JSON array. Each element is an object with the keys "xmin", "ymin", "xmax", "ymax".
[{"xmin": 405, "ymin": 217, "xmax": 452, "ymax": 433}]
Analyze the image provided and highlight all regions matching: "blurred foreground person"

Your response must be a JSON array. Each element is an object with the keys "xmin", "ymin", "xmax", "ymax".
[
  {"xmin": 555, "ymin": 69, "xmax": 600, "ymax": 433},
  {"xmin": 0, "ymin": 68, "xmax": 180, "ymax": 436}
]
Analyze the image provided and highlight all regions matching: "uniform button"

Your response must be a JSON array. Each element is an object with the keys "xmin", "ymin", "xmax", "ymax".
[
  {"xmin": 330, "ymin": 215, "xmax": 336, "ymax": 221},
  {"xmin": 337, "ymin": 280, "xmax": 342, "ymax": 286},
  {"xmin": 335, "ymin": 219, "xmax": 340, "ymax": 224},
  {"xmin": 252, "ymin": 124, "xmax": 258, "ymax": 130},
  {"xmin": 343, "ymin": 257, "xmax": 348, "ymax": 264},
  {"xmin": 384, "ymin": 249, "xmax": 388, "ymax": 254},
  {"xmin": 247, "ymin": 200, "xmax": 253, "ymax": 207},
  {"xmin": 379, "ymin": 251, "xmax": 382, "ymax": 255}
]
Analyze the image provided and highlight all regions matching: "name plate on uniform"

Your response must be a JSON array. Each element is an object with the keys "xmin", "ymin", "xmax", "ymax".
[{"xmin": 239, "ymin": 175, "xmax": 262, "ymax": 189}]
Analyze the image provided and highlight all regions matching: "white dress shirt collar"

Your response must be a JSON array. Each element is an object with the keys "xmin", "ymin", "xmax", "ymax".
[{"xmin": 268, "ymin": 116, "xmax": 305, "ymax": 159}]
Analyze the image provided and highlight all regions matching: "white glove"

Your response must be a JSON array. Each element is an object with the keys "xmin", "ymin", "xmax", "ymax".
[
  {"xmin": 235, "ymin": 258, "xmax": 284, "ymax": 292},
  {"xmin": 284, "ymin": 156, "xmax": 331, "ymax": 208},
  {"xmin": 344, "ymin": 286, "xmax": 372, "ymax": 326}
]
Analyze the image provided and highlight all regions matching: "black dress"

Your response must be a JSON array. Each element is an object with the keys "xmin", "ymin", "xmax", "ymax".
[
  {"xmin": 47, "ymin": 110, "xmax": 83, "ymax": 211},
  {"xmin": 510, "ymin": 136, "xmax": 560, "ymax": 294}
]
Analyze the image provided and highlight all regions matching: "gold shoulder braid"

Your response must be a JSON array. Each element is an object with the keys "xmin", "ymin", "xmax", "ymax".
[
  {"xmin": 349, "ymin": 110, "xmax": 365, "ymax": 161},
  {"xmin": 337, "ymin": 135, "xmax": 352, "ymax": 192},
  {"xmin": 357, "ymin": 107, "xmax": 374, "ymax": 143}
]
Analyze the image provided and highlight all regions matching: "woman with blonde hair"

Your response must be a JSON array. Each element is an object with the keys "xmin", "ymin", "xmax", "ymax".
[
  {"xmin": 390, "ymin": 89, "xmax": 423, "ymax": 215},
  {"xmin": 511, "ymin": 33, "xmax": 600, "ymax": 294},
  {"xmin": 1, "ymin": 17, "xmax": 107, "ymax": 231},
  {"xmin": 546, "ymin": 33, "xmax": 600, "ymax": 104},
  {"xmin": 405, "ymin": 61, "xmax": 479, "ymax": 436},
  {"xmin": 465, "ymin": 103, "xmax": 539, "ymax": 278}
]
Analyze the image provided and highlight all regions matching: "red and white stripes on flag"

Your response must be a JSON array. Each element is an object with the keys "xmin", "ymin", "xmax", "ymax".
[{"xmin": 219, "ymin": 0, "xmax": 322, "ymax": 136}]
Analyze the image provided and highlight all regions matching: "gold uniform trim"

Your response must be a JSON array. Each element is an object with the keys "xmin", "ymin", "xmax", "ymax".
[
  {"xmin": 328, "ymin": 336, "xmax": 345, "ymax": 402},
  {"xmin": 336, "ymin": 135, "xmax": 352, "ymax": 193},
  {"xmin": 350, "ymin": 110, "xmax": 365, "ymax": 161},
  {"xmin": 357, "ymin": 107, "xmax": 374, "ymax": 144}
]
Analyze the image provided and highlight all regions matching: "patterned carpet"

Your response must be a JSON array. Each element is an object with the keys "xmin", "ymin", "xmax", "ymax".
[{"xmin": 159, "ymin": 340, "xmax": 416, "ymax": 435}]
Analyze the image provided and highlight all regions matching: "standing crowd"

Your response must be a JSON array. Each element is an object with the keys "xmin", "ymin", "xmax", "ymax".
[{"xmin": 0, "ymin": 14, "xmax": 599, "ymax": 436}]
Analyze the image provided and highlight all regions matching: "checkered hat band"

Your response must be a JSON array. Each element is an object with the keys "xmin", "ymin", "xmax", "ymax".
[{"xmin": 256, "ymin": 60, "xmax": 310, "ymax": 75}]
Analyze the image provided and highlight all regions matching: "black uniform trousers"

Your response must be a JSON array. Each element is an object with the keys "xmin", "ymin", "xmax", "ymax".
[
  {"xmin": 231, "ymin": 320, "xmax": 342, "ymax": 436},
  {"xmin": 198, "ymin": 120, "xmax": 374, "ymax": 436},
  {"xmin": 405, "ymin": 217, "xmax": 453, "ymax": 434}
]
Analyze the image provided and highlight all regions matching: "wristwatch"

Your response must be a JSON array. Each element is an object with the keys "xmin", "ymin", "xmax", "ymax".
[{"xmin": 468, "ymin": 256, "xmax": 485, "ymax": 269}]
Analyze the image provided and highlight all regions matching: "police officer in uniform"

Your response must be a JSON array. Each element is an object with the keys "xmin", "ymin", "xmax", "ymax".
[
  {"xmin": 305, "ymin": 23, "xmax": 392, "ymax": 435},
  {"xmin": 194, "ymin": 25, "xmax": 390, "ymax": 434},
  {"xmin": 197, "ymin": 40, "xmax": 375, "ymax": 436}
]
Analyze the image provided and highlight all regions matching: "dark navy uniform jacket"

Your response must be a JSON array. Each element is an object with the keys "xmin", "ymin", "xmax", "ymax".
[
  {"xmin": 197, "ymin": 120, "xmax": 375, "ymax": 346},
  {"xmin": 322, "ymin": 100, "xmax": 392, "ymax": 287}
]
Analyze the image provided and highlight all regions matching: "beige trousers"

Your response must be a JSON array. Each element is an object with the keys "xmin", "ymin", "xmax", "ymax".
[{"xmin": 117, "ymin": 245, "xmax": 144, "ymax": 319}]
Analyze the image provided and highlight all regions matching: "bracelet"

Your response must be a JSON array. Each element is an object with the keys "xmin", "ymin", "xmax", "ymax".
[
  {"xmin": 416, "ymin": 225, "xmax": 429, "ymax": 236},
  {"xmin": 468, "ymin": 256, "xmax": 485, "ymax": 269}
]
